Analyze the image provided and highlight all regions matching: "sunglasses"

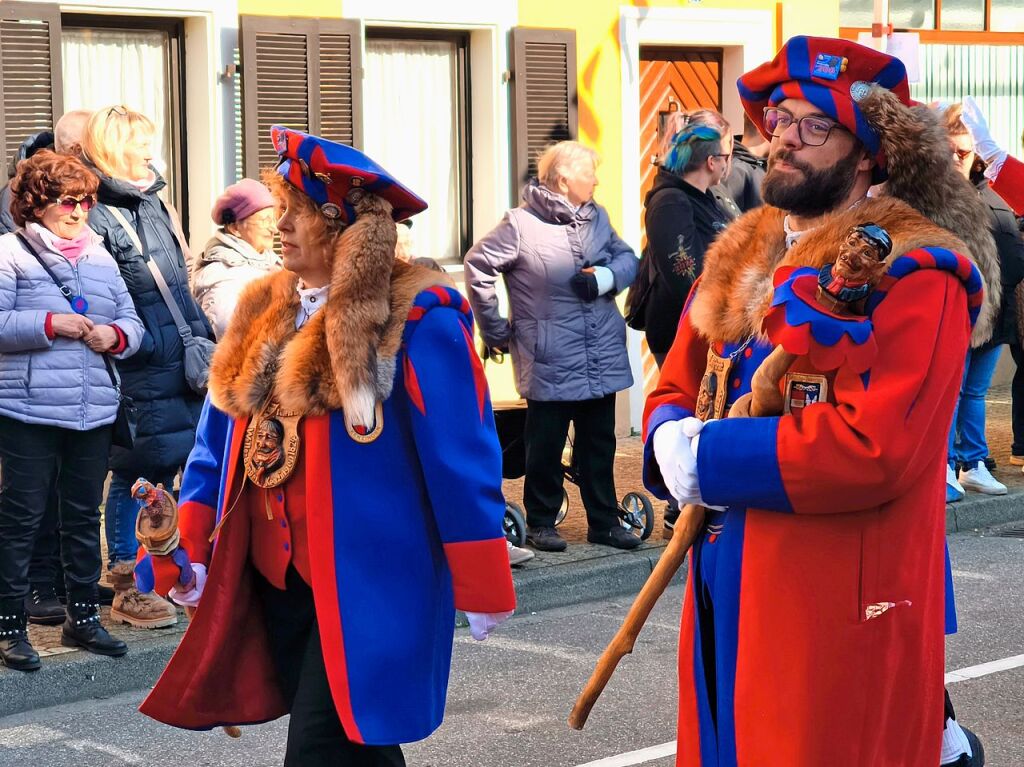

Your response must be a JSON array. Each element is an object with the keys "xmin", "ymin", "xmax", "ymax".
[
  {"xmin": 50, "ymin": 195, "xmax": 95, "ymax": 214},
  {"xmin": 952, "ymin": 147, "xmax": 974, "ymax": 161}
]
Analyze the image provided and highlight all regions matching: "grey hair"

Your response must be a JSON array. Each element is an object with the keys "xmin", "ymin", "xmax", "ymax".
[{"xmin": 537, "ymin": 140, "xmax": 600, "ymax": 187}]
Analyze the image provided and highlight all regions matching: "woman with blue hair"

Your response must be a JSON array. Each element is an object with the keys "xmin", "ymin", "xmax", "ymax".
[{"xmin": 643, "ymin": 109, "xmax": 733, "ymax": 537}]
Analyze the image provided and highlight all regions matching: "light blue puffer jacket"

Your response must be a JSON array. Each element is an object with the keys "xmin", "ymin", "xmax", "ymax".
[{"xmin": 0, "ymin": 224, "xmax": 144, "ymax": 430}]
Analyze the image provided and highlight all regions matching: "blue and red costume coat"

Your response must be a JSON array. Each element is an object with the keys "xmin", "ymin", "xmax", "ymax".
[
  {"xmin": 642, "ymin": 197, "xmax": 991, "ymax": 767},
  {"xmin": 991, "ymin": 153, "xmax": 1024, "ymax": 217},
  {"xmin": 136, "ymin": 267, "xmax": 515, "ymax": 745}
]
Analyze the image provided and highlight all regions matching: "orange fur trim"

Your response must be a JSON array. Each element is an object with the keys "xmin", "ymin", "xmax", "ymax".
[{"xmin": 689, "ymin": 197, "xmax": 969, "ymax": 343}]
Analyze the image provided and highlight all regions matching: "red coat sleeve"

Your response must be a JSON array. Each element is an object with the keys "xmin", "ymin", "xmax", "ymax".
[
  {"xmin": 695, "ymin": 269, "xmax": 970, "ymax": 513},
  {"xmin": 991, "ymin": 154, "xmax": 1024, "ymax": 217}
]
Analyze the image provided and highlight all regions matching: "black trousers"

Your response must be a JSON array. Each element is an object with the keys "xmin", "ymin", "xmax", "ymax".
[
  {"xmin": 1010, "ymin": 343, "xmax": 1024, "ymax": 455},
  {"xmin": 0, "ymin": 416, "xmax": 110, "ymax": 603},
  {"xmin": 523, "ymin": 394, "xmax": 619, "ymax": 530},
  {"xmin": 29, "ymin": 486, "xmax": 61, "ymax": 590},
  {"xmin": 255, "ymin": 567, "xmax": 406, "ymax": 767}
]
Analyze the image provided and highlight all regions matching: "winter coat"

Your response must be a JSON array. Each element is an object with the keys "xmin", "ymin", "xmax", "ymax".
[
  {"xmin": 0, "ymin": 225, "xmax": 143, "ymax": 430},
  {"xmin": 464, "ymin": 181, "xmax": 637, "ymax": 402},
  {"xmin": 0, "ymin": 132, "xmax": 54, "ymax": 235},
  {"xmin": 644, "ymin": 197, "xmax": 984, "ymax": 767},
  {"xmin": 192, "ymin": 231, "xmax": 281, "ymax": 339},
  {"xmin": 722, "ymin": 140, "xmax": 766, "ymax": 213},
  {"xmin": 87, "ymin": 169, "xmax": 215, "ymax": 474},
  {"xmin": 643, "ymin": 168, "xmax": 732, "ymax": 355},
  {"xmin": 977, "ymin": 183, "xmax": 1024, "ymax": 349}
]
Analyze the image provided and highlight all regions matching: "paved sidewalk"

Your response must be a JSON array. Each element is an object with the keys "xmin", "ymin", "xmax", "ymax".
[{"xmin": 3, "ymin": 387, "xmax": 1023, "ymax": 716}]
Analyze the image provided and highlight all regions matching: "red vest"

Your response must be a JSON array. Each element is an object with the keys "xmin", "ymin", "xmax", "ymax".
[{"xmin": 245, "ymin": 421, "xmax": 311, "ymax": 588}]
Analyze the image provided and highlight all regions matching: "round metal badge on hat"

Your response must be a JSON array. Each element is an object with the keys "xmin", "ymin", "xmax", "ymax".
[
  {"xmin": 321, "ymin": 202, "xmax": 342, "ymax": 219},
  {"xmin": 850, "ymin": 80, "xmax": 872, "ymax": 103}
]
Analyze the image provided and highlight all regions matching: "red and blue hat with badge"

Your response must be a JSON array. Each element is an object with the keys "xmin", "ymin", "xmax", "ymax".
[
  {"xmin": 737, "ymin": 36, "xmax": 912, "ymax": 181},
  {"xmin": 271, "ymin": 125, "xmax": 427, "ymax": 225}
]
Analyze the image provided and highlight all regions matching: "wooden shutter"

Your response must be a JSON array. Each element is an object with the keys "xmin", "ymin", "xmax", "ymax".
[
  {"xmin": 0, "ymin": 2, "xmax": 63, "ymax": 165},
  {"xmin": 509, "ymin": 27, "xmax": 578, "ymax": 194},
  {"xmin": 240, "ymin": 16, "xmax": 362, "ymax": 179}
]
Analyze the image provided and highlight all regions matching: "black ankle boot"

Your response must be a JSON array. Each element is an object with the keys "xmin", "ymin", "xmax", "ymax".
[
  {"xmin": 0, "ymin": 604, "xmax": 41, "ymax": 671},
  {"xmin": 62, "ymin": 597, "xmax": 128, "ymax": 657},
  {"xmin": 25, "ymin": 584, "xmax": 66, "ymax": 626}
]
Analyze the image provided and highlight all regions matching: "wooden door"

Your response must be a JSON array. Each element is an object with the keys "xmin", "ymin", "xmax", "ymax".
[{"xmin": 638, "ymin": 47, "xmax": 722, "ymax": 393}]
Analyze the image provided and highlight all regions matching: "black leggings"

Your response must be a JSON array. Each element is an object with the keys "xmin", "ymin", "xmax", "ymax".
[{"xmin": 255, "ymin": 567, "xmax": 406, "ymax": 767}]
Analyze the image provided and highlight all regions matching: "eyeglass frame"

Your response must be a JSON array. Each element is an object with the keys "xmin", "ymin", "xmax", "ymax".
[
  {"xmin": 762, "ymin": 106, "xmax": 848, "ymax": 147},
  {"xmin": 48, "ymin": 195, "xmax": 96, "ymax": 214},
  {"xmin": 951, "ymin": 146, "xmax": 974, "ymax": 161}
]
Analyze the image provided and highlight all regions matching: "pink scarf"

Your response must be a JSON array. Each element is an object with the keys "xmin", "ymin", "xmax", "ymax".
[{"xmin": 29, "ymin": 223, "xmax": 92, "ymax": 265}]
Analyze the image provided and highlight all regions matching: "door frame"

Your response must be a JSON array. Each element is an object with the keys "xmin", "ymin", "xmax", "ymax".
[{"xmin": 619, "ymin": 5, "xmax": 774, "ymax": 431}]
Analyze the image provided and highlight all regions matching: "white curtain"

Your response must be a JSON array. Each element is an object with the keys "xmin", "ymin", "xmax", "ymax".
[
  {"xmin": 61, "ymin": 28, "xmax": 174, "ymax": 192},
  {"xmin": 363, "ymin": 40, "xmax": 461, "ymax": 263}
]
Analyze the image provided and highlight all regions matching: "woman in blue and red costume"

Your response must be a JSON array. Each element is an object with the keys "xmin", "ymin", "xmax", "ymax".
[
  {"xmin": 132, "ymin": 127, "xmax": 516, "ymax": 766},
  {"xmin": 642, "ymin": 37, "xmax": 998, "ymax": 767}
]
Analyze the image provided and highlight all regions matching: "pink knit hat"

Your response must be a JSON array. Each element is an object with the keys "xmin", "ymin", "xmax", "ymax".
[{"xmin": 211, "ymin": 178, "xmax": 275, "ymax": 225}]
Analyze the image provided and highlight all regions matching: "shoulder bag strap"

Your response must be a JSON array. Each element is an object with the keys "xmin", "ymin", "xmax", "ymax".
[
  {"xmin": 15, "ymin": 231, "xmax": 123, "ymax": 392},
  {"xmin": 105, "ymin": 204, "xmax": 193, "ymax": 339}
]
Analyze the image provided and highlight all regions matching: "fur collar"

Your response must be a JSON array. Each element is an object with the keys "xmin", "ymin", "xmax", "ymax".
[
  {"xmin": 209, "ymin": 260, "xmax": 453, "ymax": 423},
  {"xmin": 688, "ymin": 196, "xmax": 988, "ymax": 344}
]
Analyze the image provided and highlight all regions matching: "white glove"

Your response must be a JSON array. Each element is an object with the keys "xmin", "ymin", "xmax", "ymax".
[
  {"xmin": 465, "ymin": 610, "xmax": 513, "ymax": 641},
  {"xmin": 652, "ymin": 417, "xmax": 706, "ymax": 506},
  {"xmin": 592, "ymin": 265, "xmax": 615, "ymax": 296},
  {"xmin": 961, "ymin": 96, "xmax": 1007, "ymax": 180},
  {"xmin": 168, "ymin": 563, "xmax": 207, "ymax": 608}
]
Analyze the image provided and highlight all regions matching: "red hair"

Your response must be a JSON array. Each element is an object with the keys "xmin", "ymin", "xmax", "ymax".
[{"xmin": 9, "ymin": 150, "xmax": 99, "ymax": 227}]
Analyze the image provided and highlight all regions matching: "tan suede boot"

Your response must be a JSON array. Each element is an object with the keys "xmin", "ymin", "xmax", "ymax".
[{"xmin": 108, "ymin": 560, "xmax": 177, "ymax": 629}]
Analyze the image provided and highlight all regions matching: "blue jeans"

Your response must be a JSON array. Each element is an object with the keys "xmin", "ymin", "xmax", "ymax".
[
  {"xmin": 948, "ymin": 346, "xmax": 1002, "ymax": 466},
  {"xmin": 104, "ymin": 469, "xmax": 176, "ymax": 567}
]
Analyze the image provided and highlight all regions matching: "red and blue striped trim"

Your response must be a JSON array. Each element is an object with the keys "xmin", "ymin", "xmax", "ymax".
[{"xmin": 865, "ymin": 247, "xmax": 983, "ymax": 327}]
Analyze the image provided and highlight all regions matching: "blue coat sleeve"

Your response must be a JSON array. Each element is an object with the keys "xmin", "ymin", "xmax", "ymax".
[{"xmin": 404, "ymin": 306, "xmax": 516, "ymax": 614}]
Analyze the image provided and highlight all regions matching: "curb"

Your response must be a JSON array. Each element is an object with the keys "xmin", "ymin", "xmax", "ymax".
[{"xmin": 2, "ymin": 491, "xmax": 1021, "ymax": 718}]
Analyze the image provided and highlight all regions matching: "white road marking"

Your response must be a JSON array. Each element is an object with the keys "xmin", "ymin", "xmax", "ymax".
[
  {"xmin": 456, "ymin": 634, "xmax": 594, "ymax": 664},
  {"xmin": 0, "ymin": 724, "xmax": 64, "ymax": 747},
  {"xmin": 945, "ymin": 653, "xmax": 1024, "ymax": 684},
  {"xmin": 950, "ymin": 569, "xmax": 996, "ymax": 581},
  {"xmin": 64, "ymin": 739, "xmax": 143, "ymax": 764},
  {"xmin": 571, "ymin": 655, "xmax": 1024, "ymax": 767},
  {"xmin": 573, "ymin": 740, "xmax": 676, "ymax": 767}
]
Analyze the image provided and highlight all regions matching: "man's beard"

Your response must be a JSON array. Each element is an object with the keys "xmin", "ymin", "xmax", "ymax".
[{"xmin": 762, "ymin": 146, "xmax": 863, "ymax": 217}]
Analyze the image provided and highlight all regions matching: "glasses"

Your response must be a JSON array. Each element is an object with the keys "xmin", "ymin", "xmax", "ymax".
[
  {"xmin": 952, "ymin": 147, "xmax": 974, "ymax": 161},
  {"xmin": 763, "ymin": 107, "xmax": 845, "ymax": 147},
  {"xmin": 50, "ymin": 195, "xmax": 95, "ymax": 214},
  {"xmin": 106, "ymin": 105, "xmax": 128, "ymax": 118}
]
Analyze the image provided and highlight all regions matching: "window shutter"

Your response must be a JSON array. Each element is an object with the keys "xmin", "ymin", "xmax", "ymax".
[
  {"xmin": 509, "ymin": 27, "xmax": 578, "ymax": 194},
  {"xmin": 240, "ymin": 15, "xmax": 363, "ymax": 179},
  {"xmin": 0, "ymin": 2, "xmax": 63, "ymax": 166}
]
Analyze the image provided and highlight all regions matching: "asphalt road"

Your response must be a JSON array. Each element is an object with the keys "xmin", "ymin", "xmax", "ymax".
[{"xmin": 0, "ymin": 530, "xmax": 1020, "ymax": 767}]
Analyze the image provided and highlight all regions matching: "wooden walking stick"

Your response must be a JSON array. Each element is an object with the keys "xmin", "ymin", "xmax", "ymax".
[{"xmin": 568, "ymin": 502, "xmax": 705, "ymax": 730}]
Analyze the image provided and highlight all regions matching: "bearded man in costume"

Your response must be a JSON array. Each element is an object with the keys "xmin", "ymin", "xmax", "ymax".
[
  {"xmin": 131, "ymin": 128, "xmax": 516, "ymax": 766},
  {"xmin": 643, "ymin": 37, "xmax": 997, "ymax": 767}
]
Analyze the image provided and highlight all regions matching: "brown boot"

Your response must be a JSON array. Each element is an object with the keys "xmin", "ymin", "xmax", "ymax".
[
  {"xmin": 108, "ymin": 560, "xmax": 136, "ymax": 592},
  {"xmin": 110, "ymin": 587, "xmax": 178, "ymax": 629}
]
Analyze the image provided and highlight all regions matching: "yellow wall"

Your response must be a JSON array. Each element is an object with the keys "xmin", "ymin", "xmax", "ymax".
[
  {"xmin": 516, "ymin": 0, "xmax": 839, "ymax": 231},
  {"xmin": 238, "ymin": 0, "xmax": 343, "ymax": 16}
]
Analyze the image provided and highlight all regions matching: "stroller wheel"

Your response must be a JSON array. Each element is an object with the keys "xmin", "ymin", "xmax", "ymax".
[
  {"xmin": 619, "ymin": 492, "xmax": 654, "ymax": 540},
  {"xmin": 554, "ymin": 489, "xmax": 569, "ymax": 527},
  {"xmin": 504, "ymin": 501, "xmax": 527, "ymax": 547}
]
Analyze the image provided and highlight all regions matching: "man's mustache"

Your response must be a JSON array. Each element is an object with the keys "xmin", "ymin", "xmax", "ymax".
[{"xmin": 768, "ymin": 150, "xmax": 814, "ymax": 175}]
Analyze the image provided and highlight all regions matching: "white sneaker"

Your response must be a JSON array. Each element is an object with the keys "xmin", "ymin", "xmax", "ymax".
[
  {"xmin": 507, "ymin": 539, "xmax": 535, "ymax": 566},
  {"xmin": 946, "ymin": 464, "xmax": 965, "ymax": 498},
  {"xmin": 958, "ymin": 461, "xmax": 1007, "ymax": 495}
]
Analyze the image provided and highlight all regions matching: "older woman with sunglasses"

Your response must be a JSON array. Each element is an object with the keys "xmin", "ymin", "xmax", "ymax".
[
  {"xmin": 83, "ymin": 106, "xmax": 214, "ymax": 630},
  {"xmin": 0, "ymin": 150, "xmax": 144, "ymax": 671}
]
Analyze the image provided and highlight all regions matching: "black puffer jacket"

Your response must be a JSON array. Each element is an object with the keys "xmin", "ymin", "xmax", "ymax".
[
  {"xmin": 979, "ymin": 182, "xmax": 1024, "ymax": 349},
  {"xmin": 643, "ymin": 168, "xmax": 731, "ymax": 355},
  {"xmin": 0, "ymin": 131, "xmax": 54, "ymax": 235},
  {"xmin": 88, "ymin": 170, "xmax": 214, "ymax": 474},
  {"xmin": 722, "ymin": 140, "xmax": 766, "ymax": 213}
]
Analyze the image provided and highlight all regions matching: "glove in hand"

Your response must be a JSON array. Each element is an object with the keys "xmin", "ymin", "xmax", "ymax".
[
  {"xmin": 465, "ymin": 610, "xmax": 513, "ymax": 641},
  {"xmin": 169, "ymin": 563, "xmax": 207, "ymax": 608},
  {"xmin": 570, "ymin": 271, "xmax": 600, "ymax": 302}
]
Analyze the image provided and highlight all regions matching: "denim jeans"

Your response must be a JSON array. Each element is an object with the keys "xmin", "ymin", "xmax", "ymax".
[
  {"xmin": 948, "ymin": 345, "xmax": 1003, "ymax": 466},
  {"xmin": 104, "ymin": 469, "xmax": 176, "ymax": 567}
]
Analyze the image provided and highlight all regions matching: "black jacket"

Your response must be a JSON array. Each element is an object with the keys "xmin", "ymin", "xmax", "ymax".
[
  {"xmin": 0, "ymin": 131, "xmax": 54, "ymax": 235},
  {"xmin": 643, "ymin": 168, "xmax": 731, "ymax": 355},
  {"xmin": 979, "ymin": 182, "xmax": 1024, "ymax": 349},
  {"xmin": 88, "ymin": 169, "xmax": 215, "ymax": 474},
  {"xmin": 722, "ymin": 141, "xmax": 766, "ymax": 213}
]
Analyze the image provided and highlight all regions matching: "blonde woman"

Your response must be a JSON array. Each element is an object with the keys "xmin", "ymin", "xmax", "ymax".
[
  {"xmin": 82, "ymin": 106, "xmax": 214, "ymax": 629},
  {"xmin": 464, "ymin": 141, "xmax": 638, "ymax": 552}
]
